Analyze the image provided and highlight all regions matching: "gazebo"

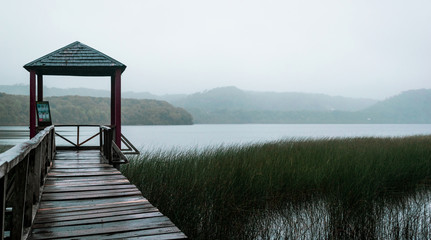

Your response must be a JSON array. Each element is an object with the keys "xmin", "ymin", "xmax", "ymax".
[{"xmin": 23, "ymin": 41, "xmax": 126, "ymax": 146}]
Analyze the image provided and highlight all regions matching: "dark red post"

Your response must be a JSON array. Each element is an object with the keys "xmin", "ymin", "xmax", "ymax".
[
  {"xmin": 37, "ymin": 74, "xmax": 43, "ymax": 101},
  {"xmin": 114, "ymin": 69, "xmax": 121, "ymax": 147},
  {"xmin": 111, "ymin": 75, "xmax": 115, "ymax": 126},
  {"xmin": 30, "ymin": 71, "xmax": 36, "ymax": 138}
]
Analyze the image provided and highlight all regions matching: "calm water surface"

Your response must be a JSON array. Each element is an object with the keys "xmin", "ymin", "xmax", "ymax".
[{"xmin": 1, "ymin": 124, "xmax": 431, "ymax": 151}]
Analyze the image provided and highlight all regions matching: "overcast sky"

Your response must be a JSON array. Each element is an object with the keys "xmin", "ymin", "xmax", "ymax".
[{"xmin": 1, "ymin": 0, "xmax": 430, "ymax": 100}]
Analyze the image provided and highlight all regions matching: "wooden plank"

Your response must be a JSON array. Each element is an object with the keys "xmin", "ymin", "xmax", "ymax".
[
  {"xmin": 30, "ymin": 150, "xmax": 187, "ymax": 239},
  {"xmin": 37, "ymin": 199, "xmax": 148, "ymax": 214},
  {"xmin": 34, "ymin": 208, "xmax": 161, "ymax": 225},
  {"xmin": 42, "ymin": 187, "xmax": 140, "ymax": 197},
  {"xmin": 31, "ymin": 217, "xmax": 175, "ymax": 239},
  {"xmin": 35, "ymin": 203, "xmax": 154, "ymax": 219},
  {"xmin": 52, "ymin": 161, "xmax": 102, "ymax": 164},
  {"xmin": 33, "ymin": 211, "xmax": 164, "ymax": 229},
  {"xmin": 39, "ymin": 196, "xmax": 145, "ymax": 209},
  {"xmin": 51, "ymin": 164, "xmax": 113, "ymax": 169},
  {"xmin": 44, "ymin": 184, "xmax": 136, "ymax": 193},
  {"xmin": 53, "ymin": 158, "xmax": 102, "ymax": 161},
  {"xmin": 49, "ymin": 167, "xmax": 114, "ymax": 172},
  {"xmin": 44, "ymin": 179, "xmax": 130, "ymax": 187},
  {"xmin": 47, "ymin": 171, "xmax": 121, "ymax": 177},
  {"xmin": 54, "ymin": 155, "xmax": 102, "ymax": 159},
  {"xmin": 45, "ymin": 175, "xmax": 127, "ymax": 182},
  {"xmin": 41, "ymin": 189, "xmax": 142, "ymax": 201},
  {"xmin": 52, "ymin": 163, "xmax": 112, "ymax": 167},
  {"xmin": 64, "ymin": 228, "xmax": 186, "ymax": 240}
]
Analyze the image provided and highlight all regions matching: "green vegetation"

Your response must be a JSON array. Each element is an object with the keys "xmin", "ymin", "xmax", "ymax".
[
  {"xmin": 0, "ymin": 145, "xmax": 12, "ymax": 153},
  {"xmin": 0, "ymin": 93, "xmax": 193, "ymax": 125},
  {"xmin": 122, "ymin": 136, "xmax": 431, "ymax": 239}
]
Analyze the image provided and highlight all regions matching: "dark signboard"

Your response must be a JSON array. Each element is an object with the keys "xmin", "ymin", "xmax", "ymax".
[{"xmin": 36, "ymin": 101, "xmax": 52, "ymax": 126}]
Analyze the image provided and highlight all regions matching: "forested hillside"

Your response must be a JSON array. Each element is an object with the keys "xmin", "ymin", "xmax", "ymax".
[
  {"xmin": 360, "ymin": 89, "xmax": 431, "ymax": 123},
  {"xmin": 0, "ymin": 93, "xmax": 193, "ymax": 125},
  {"xmin": 0, "ymin": 85, "xmax": 377, "ymax": 112},
  {"xmin": 172, "ymin": 86, "xmax": 377, "ymax": 112},
  {"xmin": 185, "ymin": 89, "xmax": 431, "ymax": 124},
  {"xmin": 2, "ymin": 86, "xmax": 431, "ymax": 124}
]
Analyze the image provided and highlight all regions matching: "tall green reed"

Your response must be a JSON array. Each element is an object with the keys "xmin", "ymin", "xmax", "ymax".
[{"xmin": 122, "ymin": 136, "xmax": 431, "ymax": 239}]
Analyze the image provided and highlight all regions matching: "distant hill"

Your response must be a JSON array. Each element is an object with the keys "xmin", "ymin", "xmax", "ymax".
[
  {"xmin": 171, "ymin": 86, "xmax": 377, "ymax": 112},
  {"xmin": 178, "ymin": 88, "xmax": 431, "ymax": 123},
  {"xmin": 0, "ymin": 84, "xmax": 377, "ymax": 110},
  {"xmin": 169, "ymin": 86, "xmax": 377, "ymax": 122},
  {"xmin": 0, "ymin": 84, "xmax": 160, "ymax": 99},
  {"xmin": 0, "ymin": 93, "xmax": 193, "ymax": 125},
  {"xmin": 360, "ymin": 89, "xmax": 431, "ymax": 123},
  {"xmin": 2, "ymin": 85, "xmax": 431, "ymax": 123}
]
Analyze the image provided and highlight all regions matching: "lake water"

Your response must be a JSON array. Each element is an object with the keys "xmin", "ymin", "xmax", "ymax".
[{"xmin": 2, "ymin": 124, "xmax": 431, "ymax": 151}]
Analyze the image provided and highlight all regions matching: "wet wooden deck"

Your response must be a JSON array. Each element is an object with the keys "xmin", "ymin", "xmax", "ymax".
[{"xmin": 29, "ymin": 150, "xmax": 187, "ymax": 239}]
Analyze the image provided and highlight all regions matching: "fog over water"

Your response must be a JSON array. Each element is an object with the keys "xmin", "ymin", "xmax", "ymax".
[
  {"xmin": 2, "ymin": 124, "xmax": 431, "ymax": 151},
  {"xmin": 1, "ymin": 0, "xmax": 431, "ymax": 99}
]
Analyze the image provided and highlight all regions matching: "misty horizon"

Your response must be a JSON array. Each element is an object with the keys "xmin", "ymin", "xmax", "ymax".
[
  {"xmin": 3, "ymin": 83, "xmax": 429, "ymax": 101},
  {"xmin": 1, "ymin": 1, "xmax": 431, "ymax": 100}
]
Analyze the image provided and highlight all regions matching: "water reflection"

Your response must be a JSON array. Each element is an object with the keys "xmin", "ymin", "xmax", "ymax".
[{"xmin": 246, "ymin": 191, "xmax": 431, "ymax": 239}]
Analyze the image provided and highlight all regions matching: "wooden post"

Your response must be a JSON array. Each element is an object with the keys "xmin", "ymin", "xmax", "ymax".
[
  {"xmin": 50, "ymin": 128, "xmax": 55, "ymax": 166},
  {"xmin": 24, "ymin": 151, "xmax": 35, "ymax": 227},
  {"xmin": 37, "ymin": 74, "xmax": 43, "ymax": 101},
  {"xmin": 77, "ymin": 126, "xmax": 80, "ymax": 147},
  {"xmin": 111, "ymin": 75, "xmax": 115, "ymax": 127},
  {"xmin": 30, "ymin": 71, "xmax": 36, "ymax": 138},
  {"xmin": 114, "ymin": 69, "xmax": 121, "ymax": 147},
  {"xmin": 11, "ymin": 156, "xmax": 29, "ymax": 240},
  {"xmin": 0, "ymin": 174, "xmax": 7, "ymax": 240},
  {"xmin": 32, "ymin": 146, "xmax": 42, "ymax": 202}
]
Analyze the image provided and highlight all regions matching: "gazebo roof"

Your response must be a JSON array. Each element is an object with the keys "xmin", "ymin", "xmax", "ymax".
[{"xmin": 24, "ymin": 41, "xmax": 126, "ymax": 76}]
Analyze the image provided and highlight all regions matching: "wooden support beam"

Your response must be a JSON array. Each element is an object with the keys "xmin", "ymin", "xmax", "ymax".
[
  {"xmin": 11, "ymin": 157, "xmax": 29, "ymax": 240},
  {"xmin": 25, "ymin": 151, "xmax": 35, "ymax": 227},
  {"xmin": 114, "ymin": 69, "xmax": 121, "ymax": 147},
  {"xmin": 30, "ymin": 71, "xmax": 36, "ymax": 138},
  {"xmin": 32, "ymin": 146, "xmax": 42, "ymax": 202},
  {"xmin": 0, "ymin": 174, "xmax": 7, "ymax": 240},
  {"xmin": 37, "ymin": 74, "xmax": 43, "ymax": 101},
  {"xmin": 111, "ymin": 75, "xmax": 115, "ymax": 126}
]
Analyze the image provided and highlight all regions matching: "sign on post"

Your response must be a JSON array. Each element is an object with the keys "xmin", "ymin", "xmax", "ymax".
[{"xmin": 36, "ymin": 101, "xmax": 52, "ymax": 126}]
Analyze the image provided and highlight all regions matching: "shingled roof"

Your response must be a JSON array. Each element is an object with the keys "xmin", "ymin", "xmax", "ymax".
[{"xmin": 24, "ymin": 41, "xmax": 126, "ymax": 76}]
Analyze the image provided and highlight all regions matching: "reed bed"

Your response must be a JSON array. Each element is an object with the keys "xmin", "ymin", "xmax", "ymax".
[{"xmin": 121, "ymin": 136, "xmax": 431, "ymax": 239}]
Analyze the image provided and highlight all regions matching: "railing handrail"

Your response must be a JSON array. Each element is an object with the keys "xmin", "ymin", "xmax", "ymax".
[
  {"xmin": 100, "ymin": 125, "xmax": 112, "ymax": 131},
  {"xmin": 111, "ymin": 140, "xmax": 128, "ymax": 164},
  {"xmin": 54, "ymin": 125, "xmax": 107, "ymax": 150},
  {"xmin": 0, "ymin": 125, "xmax": 55, "ymax": 239},
  {"xmin": 0, "ymin": 125, "xmax": 54, "ymax": 179},
  {"xmin": 54, "ymin": 124, "xmax": 101, "ymax": 127}
]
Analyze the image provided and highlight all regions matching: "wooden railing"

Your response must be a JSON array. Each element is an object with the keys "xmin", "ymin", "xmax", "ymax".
[
  {"xmin": 0, "ymin": 125, "xmax": 139, "ymax": 239},
  {"xmin": 100, "ymin": 126, "xmax": 130, "ymax": 170},
  {"xmin": 54, "ymin": 124, "xmax": 101, "ymax": 150},
  {"xmin": 0, "ymin": 126, "xmax": 55, "ymax": 240},
  {"xmin": 55, "ymin": 125, "xmax": 139, "ymax": 155}
]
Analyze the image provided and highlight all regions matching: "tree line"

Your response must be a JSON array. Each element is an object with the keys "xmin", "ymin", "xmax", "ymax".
[{"xmin": 0, "ymin": 93, "xmax": 193, "ymax": 125}]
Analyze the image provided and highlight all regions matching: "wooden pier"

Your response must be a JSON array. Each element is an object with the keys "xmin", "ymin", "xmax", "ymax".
[
  {"xmin": 0, "ymin": 126, "xmax": 187, "ymax": 239},
  {"xmin": 29, "ymin": 150, "xmax": 186, "ymax": 239}
]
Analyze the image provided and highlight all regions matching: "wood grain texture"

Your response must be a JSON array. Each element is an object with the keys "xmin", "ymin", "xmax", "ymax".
[{"xmin": 29, "ymin": 150, "xmax": 187, "ymax": 240}]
